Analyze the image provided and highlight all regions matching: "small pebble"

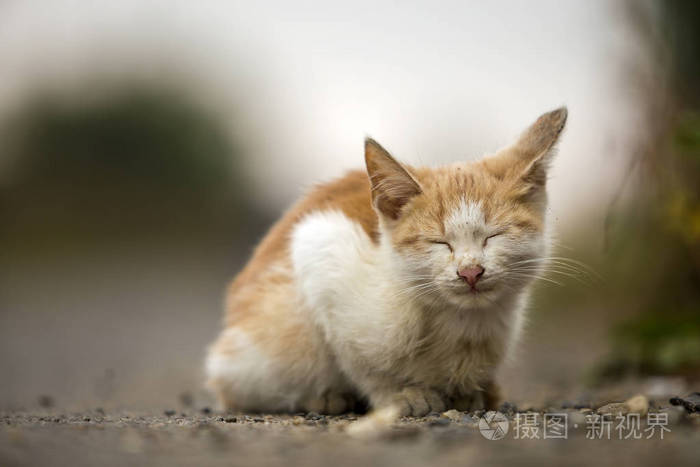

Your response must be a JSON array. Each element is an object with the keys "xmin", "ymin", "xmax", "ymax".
[
  {"xmin": 670, "ymin": 392, "xmax": 700, "ymax": 413},
  {"xmin": 429, "ymin": 417, "xmax": 450, "ymax": 427},
  {"xmin": 597, "ymin": 395, "xmax": 648, "ymax": 417},
  {"xmin": 459, "ymin": 415, "xmax": 476, "ymax": 425},
  {"xmin": 625, "ymin": 395, "xmax": 649, "ymax": 416},
  {"xmin": 224, "ymin": 416, "xmax": 237, "ymax": 423},
  {"xmin": 596, "ymin": 402, "xmax": 628, "ymax": 417},
  {"xmin": 441, "ymin": 409, "xmax": 461, "ymax": 422},
  {"xmin": 164, "ymin": 410, "xmax": 176, "ymax": 417}
]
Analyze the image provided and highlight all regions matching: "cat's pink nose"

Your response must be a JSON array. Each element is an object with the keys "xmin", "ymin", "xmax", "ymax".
[{"xmin": 458, "ymin": 265, "xmax": 485, "ymax": 287}]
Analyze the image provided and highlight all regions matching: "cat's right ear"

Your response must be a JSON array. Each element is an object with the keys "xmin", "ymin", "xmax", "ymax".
[
  {"xmin": 365, "ymin": 138, "xmax": 422, "ymax": 220},
  {"xmin": 483, "ymin": 107, "xmax": 567, "ymax": 203}
]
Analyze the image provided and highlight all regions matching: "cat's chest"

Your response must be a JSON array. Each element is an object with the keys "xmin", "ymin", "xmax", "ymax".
[{"xmin": 385, "ymin": 310, "xmax": 507, "ymax": 389}]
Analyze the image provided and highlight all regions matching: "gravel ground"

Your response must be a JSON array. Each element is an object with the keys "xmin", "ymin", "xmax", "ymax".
[{"xmin": 2, "ymin": 397, "xmax": 699, "ymax": 467}]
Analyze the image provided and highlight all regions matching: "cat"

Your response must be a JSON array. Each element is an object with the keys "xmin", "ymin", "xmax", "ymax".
[{"xmin": 206, "ymin": 107, "xmax": 567, "ymax": 419}]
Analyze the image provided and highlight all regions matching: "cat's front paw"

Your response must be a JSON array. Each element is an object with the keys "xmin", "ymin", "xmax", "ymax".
[{"xmin": 387, "ymin": 387, "xmax": 446, "ymax": 417}]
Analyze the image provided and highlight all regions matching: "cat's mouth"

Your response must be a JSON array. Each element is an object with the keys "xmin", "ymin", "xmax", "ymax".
[{"xmin": 451, "ymin": 281, "xmax": 496, "ymax": 295}]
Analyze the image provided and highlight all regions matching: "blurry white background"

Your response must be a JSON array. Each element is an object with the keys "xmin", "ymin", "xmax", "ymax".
[{"xmin": 0, "ymin": 0, "xmax": 648, "ymax": 240}]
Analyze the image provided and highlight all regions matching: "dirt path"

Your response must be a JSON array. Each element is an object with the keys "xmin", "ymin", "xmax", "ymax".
[{"xmin": 2, "ymin": 398, "xmax": 699, "ymax": 467}]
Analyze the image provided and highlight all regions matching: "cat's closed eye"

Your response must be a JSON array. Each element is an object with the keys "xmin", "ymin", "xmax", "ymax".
[
  {"xmin": 483, "ymin": 232, "xmax": 504, "ymax": 247},
  {"xmin": 430, "ymin": 240, "xmax": 453, "ymax": 253}
]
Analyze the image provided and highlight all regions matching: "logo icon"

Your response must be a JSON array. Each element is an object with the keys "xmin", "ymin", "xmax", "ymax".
[{"xmin": 479, "ymin": 411, "xmax": 509, "ymax": 440}]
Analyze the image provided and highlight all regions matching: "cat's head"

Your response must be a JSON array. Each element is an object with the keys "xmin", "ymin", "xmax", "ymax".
[{"xmin": 366, "ymin": 107, "xmax": 567, "ymax": 309}]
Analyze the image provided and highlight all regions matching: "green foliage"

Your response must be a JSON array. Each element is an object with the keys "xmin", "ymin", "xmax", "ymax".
[
  {"xmin": 596, "ymin": 309, "xmax": 700, "ymax": 379},
  {"xmin": 673, "ymin": 112, "xmax": 700, "ymax": 164},
  {"xmin": 0, "ymin": 82, "xmax": 252, "ymax": 241},
  {"xmin": 591, "ymin": 0, "xmax": 700, "ymax": 380},
  {"xmin": 593, "ymin": 110, "xmax": 700, "ymax": 381},
  {"xmin": 660, "ymin": 0, "xmax": 700, "ymax": 105},
  {"xmin": 6, "ymin": 85, "xmax": 238, "ymax": 196}
]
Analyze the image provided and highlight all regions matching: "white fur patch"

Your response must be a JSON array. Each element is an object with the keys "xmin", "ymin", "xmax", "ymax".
[
  {"xmin": 206, "ymin": 328, "xmax": 304, "ymax": 412},
  {"xmin": 444, "ymin": 199, "xmax": 486, "ymax": 237},
  {"xmin": 442, "ymin": 199, "xmax": 489, "ymax": 268},
  {"xmin": 290, "ymin": 210, "xmax": 376, "ymax": 320}
]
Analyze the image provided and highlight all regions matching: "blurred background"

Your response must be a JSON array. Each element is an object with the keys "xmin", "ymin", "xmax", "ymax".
[{"xmin": 0, "ymin": 0, "xmax": 698, "ymax": 412}]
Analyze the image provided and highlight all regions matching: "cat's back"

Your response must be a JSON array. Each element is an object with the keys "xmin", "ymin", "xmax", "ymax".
[{"xmin": 224, "ymin": 169, "xmax": 378, "ymax": 323}]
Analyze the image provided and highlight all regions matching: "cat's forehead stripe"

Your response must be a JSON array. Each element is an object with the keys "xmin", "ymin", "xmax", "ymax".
[{"xmin": 444, "ymin": 200, "xmax": 487, "ymax": 233}]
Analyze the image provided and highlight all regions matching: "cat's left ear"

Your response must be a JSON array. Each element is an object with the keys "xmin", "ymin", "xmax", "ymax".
[
  {"xmin": 365, "ymin": 138, "xmax": 422, "ymax": 220},
  {"xmin": 486, "ymin": 107, "xmax": 567, "ymax": 189}
]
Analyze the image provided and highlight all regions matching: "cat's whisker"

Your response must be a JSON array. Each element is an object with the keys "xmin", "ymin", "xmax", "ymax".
[
  {"xmin": 502, "ymin": 272, "xmax": 564, "ymax": 287},
  {"xmin": 411, "ymin": 287, "xmax": 443, "ymax": 302},
  {"xmin": 509, "ymin": 266, "xmax": 585, "ymax": 278},
  {"xmin": 508, "ymin": 262, "xmax": 599, "ymax": 283},
  {"xmin": 391, "ymin": 281, "xmax": 440, "ymax": 300},
  {"xmin": 507, "ymin": 265, "xmax": 597, "ymax": 284},
  {"xmin": 510, "ymin": 256, "xmax": 600, "ymax": 278},
  {"xmin": 394, "ymin": 285, "xmax": 437, "ymax": 299},
  {"xmin": 395, "ymin": 275, "xmax": 436, "ymax": 281}
]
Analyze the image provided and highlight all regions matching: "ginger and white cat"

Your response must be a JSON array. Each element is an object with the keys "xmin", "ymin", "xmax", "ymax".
[{"xmin": 206, "ymin": 107, "xmax": 567, "ymax": 418}]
